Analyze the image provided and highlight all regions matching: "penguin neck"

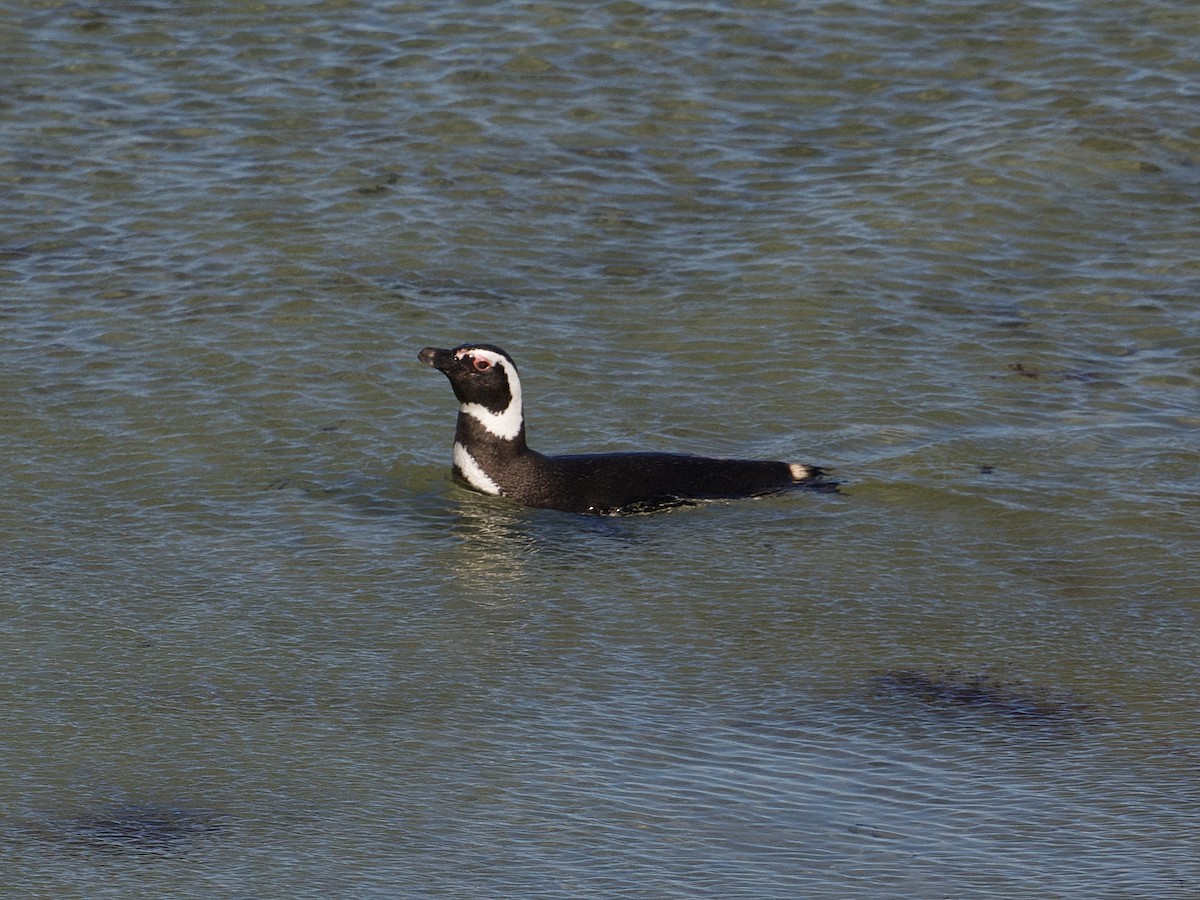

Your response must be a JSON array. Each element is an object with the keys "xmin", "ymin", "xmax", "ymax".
[{"xmin": 455, "ymin": 403, "xmax": 529, "ymax": 455}]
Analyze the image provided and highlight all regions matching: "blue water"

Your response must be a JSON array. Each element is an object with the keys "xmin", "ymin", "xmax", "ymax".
[{"xmin": 2, "ymin": 1, "xmax": 1199, "ymax": 896}]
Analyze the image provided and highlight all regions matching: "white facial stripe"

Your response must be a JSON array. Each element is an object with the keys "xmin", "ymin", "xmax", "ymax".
[
  {"xmin": 455, "ymin": 349, "xmax": 524, "ymax": 440},
  {"xmin": 453, "ymin": 442, "xmax": 501, "ymax": 495}
]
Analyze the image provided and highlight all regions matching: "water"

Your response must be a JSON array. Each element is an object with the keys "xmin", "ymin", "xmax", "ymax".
[{"xmin": 2, "ymin": 0, "xmax": 1199, "ymax": 896}]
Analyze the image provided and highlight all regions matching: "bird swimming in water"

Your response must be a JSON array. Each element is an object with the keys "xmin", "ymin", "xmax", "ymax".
[{"xmin": 419, "ymin": 343, "xmax": 828, "ymax": 514}]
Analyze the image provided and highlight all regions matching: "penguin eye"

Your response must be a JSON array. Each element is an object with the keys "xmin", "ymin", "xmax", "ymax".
[{"xmin": 472, "ymin": 356, "xmax": 492, "ymax": 372}]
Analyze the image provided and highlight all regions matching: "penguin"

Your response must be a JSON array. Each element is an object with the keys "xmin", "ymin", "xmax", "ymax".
[{"xmin": 418, "ymin": 343, "xmax": 828, "ymax": 514}]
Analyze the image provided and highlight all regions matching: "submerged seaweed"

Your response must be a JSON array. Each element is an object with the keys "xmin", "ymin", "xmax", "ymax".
[
  {"xmin": 29, "ymin": 803, "xmax": 228, "ymax": 856},
  {"xmin": 871, "ymin": 670, "xmax": 1094, "ymax": 725}
]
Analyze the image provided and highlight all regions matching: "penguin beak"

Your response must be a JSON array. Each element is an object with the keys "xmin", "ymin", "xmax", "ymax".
[{"xmin": 418, "ymin": 347, "xmax": 456, "ymax": 372}]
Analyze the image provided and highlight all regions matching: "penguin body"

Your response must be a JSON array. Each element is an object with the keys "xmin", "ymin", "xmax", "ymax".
[{"xmin": 419, "ymin": 343, "xmax": 825, "ymax": 514}]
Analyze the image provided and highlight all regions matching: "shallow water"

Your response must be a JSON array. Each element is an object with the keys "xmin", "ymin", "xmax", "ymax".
[{"xmin": 2, "ymin": 0, "xmax": 1199, "ymax": 896}]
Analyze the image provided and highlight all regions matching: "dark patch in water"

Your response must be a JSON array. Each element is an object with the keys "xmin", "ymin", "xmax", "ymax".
[
  {"xmin": 871, "ymin": 670, "xmax": 1091, "ymax": 725},
  {"xmin": 263, "ymin": 476, "xmax": 421, "ymax": 517},
  {"xmin": 31, "ymin": 803, "xmax": 227, "ymax": 856},
  {"xmin": 569, "ymin": 146, "xmax": 634, "ymax": 160},
  {"xmin": 385, "ymin": 275, "xmax": 517, "ymax": 308},
  {"xmin": 996, "ymin": 362, "xmax": 1104, "ymax": 382}
]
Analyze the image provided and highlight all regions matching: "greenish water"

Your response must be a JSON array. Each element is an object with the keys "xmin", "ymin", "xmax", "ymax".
[{"xmin": 2, "ymin": 1, "xmax": 1199, "ymax": 897}]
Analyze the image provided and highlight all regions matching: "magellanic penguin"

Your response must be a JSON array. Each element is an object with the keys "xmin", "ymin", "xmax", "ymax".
[{"xmin": 418, "ymin": 343, "xmax": 830, "ymax": 514}]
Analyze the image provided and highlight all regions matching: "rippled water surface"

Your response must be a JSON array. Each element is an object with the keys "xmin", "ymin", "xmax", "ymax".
[{"xmin": 3, "ymin": 1, "xmax": 1199, "ymax": 896}]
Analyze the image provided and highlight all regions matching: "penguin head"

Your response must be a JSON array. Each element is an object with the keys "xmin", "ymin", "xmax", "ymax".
[{"xmin": 419, "ymin": 343, "xmax": 524, "ymax": 440}]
